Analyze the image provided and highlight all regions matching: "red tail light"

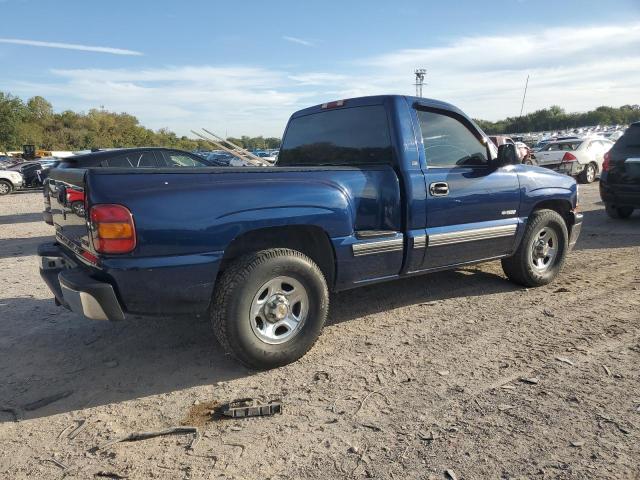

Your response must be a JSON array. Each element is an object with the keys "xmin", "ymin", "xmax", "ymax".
[
  {"xmin": 602, "ymin": 151, "xmax": 611, "ymax": 172},
  {"xmin": 89, "ymin": 204, "xmax": 136, "ymax": 254},
  {"xmin": 562, "ymin": 152, "xmax": 577, "ymax": 162}
]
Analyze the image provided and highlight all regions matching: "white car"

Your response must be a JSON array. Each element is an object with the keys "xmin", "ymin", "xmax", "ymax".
[
  {"xmin": 0, "ymin": 169, "xmax": 25, "ymax": 195},
  {"xmin": 532, "ymin": 138, "xmax": 614, "ymax": 183}
]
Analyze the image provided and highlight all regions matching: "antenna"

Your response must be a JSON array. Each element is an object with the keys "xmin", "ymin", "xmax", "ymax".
[
  {"xmin": 414, "ymin": 69, "xmax": 427, "ymax": 97},
  {"xmin": 519, "ymin": 74, "xmax": 530, "ymax": 117}
]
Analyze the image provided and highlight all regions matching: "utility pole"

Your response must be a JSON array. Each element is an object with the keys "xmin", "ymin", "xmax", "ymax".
[
  {"xmin": 519, "ymin": 74, "xmax": 530, "ymax": 117},
  {"xmin": 414, "ymin": 69, "xmax": 427, "ymax": 97}
]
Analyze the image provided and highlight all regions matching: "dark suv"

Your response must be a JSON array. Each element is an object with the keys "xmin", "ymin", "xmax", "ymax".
[
  {"xmin": 58, "ymin": 147, "xmax": 212, "ymax": 169},
  {"xmin": 43, "ymin": 148, "xmax": 213, "ymax": 223},
  {"xmin": 600, "ymin": 122, "xmax": 640, "ymax": 219}
]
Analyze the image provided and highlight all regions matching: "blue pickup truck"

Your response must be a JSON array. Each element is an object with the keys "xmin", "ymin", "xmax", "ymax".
[{"xmin": 40, "ymin": 95, "xmax": 582, "ymax": 368}]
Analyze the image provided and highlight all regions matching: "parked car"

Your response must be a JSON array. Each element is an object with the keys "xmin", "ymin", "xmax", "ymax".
[
  {"xmin": 39, "ymin": 95, "xmax": 581, "ymax": 369},
  {"xmin": 532, "ymin": 138, "xmax": 613, "ymax": 183},
  {"xmin": 206, "ymin": 152, "xmax": 233, "ymax": 166},
  {"xmin": 8, "ymin": 161, "xmax": 47, "ymax": 188},
  {"xmin": 600, "ymin": 122, "xmax": 640, "ymax": 219},
  {"xmin": 42, "ymin": 148, "xmax": 215, "ymax": 222},
  {"xmin": 533, "ymin": 136, "xmax": 581, "ymax": 152},
  {"xmin": 0, "ymin": 168, "xmax": 24, "ymax": 195},
  {"xmin": 254, "ymin": 151, "xmax": 278, "ymax": 163},
  {"xmin": 56, "ymin": 147, "xmax": 213, "ymax": 169}
]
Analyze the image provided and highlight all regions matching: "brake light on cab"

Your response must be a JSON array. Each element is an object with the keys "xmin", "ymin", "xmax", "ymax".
[
  {"xmin": 89, "ymin": 204, "xmax": 136, "ymax": 254},
  {"xmin": 562, "ymin": 152, "xmax": 577, "ymax": 162}
]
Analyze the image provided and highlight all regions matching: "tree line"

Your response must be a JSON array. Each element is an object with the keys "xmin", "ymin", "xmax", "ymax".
[
  {"xmin": 0, "ymin": 91, "xmax": 281, "ymax": 153},
  {"xmin": 3, "ymin": 91, "xmax": 640, "ymax": 152},
  {"xmin": 475, "ymin": 104, "xmax": 640, "ymax": 135}
]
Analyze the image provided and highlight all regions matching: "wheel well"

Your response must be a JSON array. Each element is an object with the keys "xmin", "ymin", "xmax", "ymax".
[
  {"xmin": 219, "ymin": 225, "xmax": 336, "ymax": 288},
  {"xmin": 531, "ymin": 199, "xmax": 573, "ymax": 227}
]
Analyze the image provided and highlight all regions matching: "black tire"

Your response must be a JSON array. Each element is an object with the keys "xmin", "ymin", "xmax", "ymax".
[
  {"xmin": 605, "ymin": 203, "xmax": 634, "ymax": 219},
  {"xmin": 211, "ymin": 248, "xmax": 329, "ymax": 369},
  {"xmin": 501, "ymin": 209, "xmax": 569, "ymax": 287},
  {"xmin": 71, "ymin": 201, "xmax": 85, "ymax": 217},
  {"xmin": 578, "ymin": 162, "xmax": 597, "ymax": 184},
  {"xmin": 0, "ymin": 180, "xmax": 13, "ymax": 196}
]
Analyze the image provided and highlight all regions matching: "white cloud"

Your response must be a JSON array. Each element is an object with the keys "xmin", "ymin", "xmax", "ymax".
[
  {"xmin": 282, "ymin": 36, "xmax": 314, "ymax": 47},
  {"xmin": 2, "ymin": 22, "xmax": 639, "ymax": 136},
  {"xmin": 0, "ymin": 38, "xmax": 142, "ymax": 56}
]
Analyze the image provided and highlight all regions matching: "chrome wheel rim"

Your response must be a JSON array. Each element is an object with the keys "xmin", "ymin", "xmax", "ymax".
[
  {"xmin": 249, "ymin": 276, "xmax": 308, "ymax": 345},
  {"xmin": 530, "ymin": 227, "xmax": 558, "ymax": 271},
  {"xmin": 0, "ymin": 183, "xmax": 9, "ymax": 194},
  {"xmin": 587, "ymin": 165, "xmax": 595, "ymax": 182}
]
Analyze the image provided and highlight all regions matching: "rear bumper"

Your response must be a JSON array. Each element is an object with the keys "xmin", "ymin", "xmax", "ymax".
[
  {"xmin": 39, "ymin": 243, "xmax": 125, "ymax": 321},
  {"xmin": 600, "ymin": 180, "xmax": 640, "ymax": 208},
  {"xmin": 39, "ymin": 241, "xmax": 222, "ymax": 318},
  {"xmin": 545, "ymin": 162, "xmax": 584, "ymax": 177}
]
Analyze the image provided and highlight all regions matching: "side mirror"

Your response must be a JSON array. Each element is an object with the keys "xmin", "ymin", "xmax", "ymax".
[{"xmin": 495, "ymin": 143, "xmax": 519, "ymax": 168}]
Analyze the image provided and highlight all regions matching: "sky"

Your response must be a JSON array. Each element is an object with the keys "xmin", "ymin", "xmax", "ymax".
[{"xmin": 0, "ymin": 0, "xmax": 639, "ymax": 137}]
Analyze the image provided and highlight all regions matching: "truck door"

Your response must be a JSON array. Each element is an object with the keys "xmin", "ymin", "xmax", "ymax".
[{"xmin": 413, "ymin": 107, "xmax": 521, "ymax": 270}]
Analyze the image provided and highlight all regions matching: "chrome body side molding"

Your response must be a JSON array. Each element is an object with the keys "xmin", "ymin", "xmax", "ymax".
[
  {"xmin": 352, "ymin": 236, "xmax": 404, "ymax": 256},
  {"xmin": 428, "ymin": 224, "xmax": 517, "ymax": 247},
  {"xmin": 413, "ymin": 235, "xmax": 426, "ymax": 249}
]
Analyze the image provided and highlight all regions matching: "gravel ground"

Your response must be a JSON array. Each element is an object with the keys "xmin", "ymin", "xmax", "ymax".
[{"xmin": 0, "ymin": 183, "xmax": 639, "ymax": 480}]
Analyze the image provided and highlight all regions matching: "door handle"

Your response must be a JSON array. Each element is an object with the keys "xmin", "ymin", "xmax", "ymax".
[{"xmin": 429, "ymin": 182, "xmax": 449, "ymax": 196}]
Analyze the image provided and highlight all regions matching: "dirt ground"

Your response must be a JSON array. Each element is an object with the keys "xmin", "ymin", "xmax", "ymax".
[{"xmin": 0, "ymin": 183, "xmax": 638, "ymax": 480}]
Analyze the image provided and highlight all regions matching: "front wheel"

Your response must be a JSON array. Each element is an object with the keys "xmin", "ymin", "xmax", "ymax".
[
  {"xmin": 211, "ymin": 248, "xmax": 329, "ymax": 369},
  {"xmin": 501, "ymin": 209, "xmax": 569, "ymax": 287},
  {"xmin": 605, "ymin": 203, "xmax": 634, "ymax": 219}
]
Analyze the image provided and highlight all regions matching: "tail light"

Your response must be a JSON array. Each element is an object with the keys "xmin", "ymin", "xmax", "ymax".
[
  {"xmin": 602, "ymin": 151, "xmax": 611, "ymax": 172},
  {"xmin": 89, "ymin": 204, "xmax": 136, "ymax": 254},
  {"xmin": 562, "ymin": 152, "xmax": 577, "ymax": 162}
]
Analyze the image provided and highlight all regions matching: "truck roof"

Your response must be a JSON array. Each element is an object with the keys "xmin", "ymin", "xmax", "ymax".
[{"xmin": 289, "ymin": 94, "xmax": 466, "ymax": 119}]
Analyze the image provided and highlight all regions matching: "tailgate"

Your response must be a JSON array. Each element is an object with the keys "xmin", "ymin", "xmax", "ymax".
[{"xmin": 48, "ymin": 168, "xmax": 92, "ymax": 254}]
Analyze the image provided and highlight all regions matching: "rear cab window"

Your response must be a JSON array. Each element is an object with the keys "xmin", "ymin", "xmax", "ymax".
[{"xmin": 277, "ymin": 105, "xmax": 393, "ymax": 166}]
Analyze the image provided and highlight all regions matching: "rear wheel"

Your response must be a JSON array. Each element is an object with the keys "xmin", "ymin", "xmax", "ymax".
[
  {"xmin": 211, "ymin": 248, "xmax": 329, "ymax": 369},
  {"xmin": 502, "ymin": 209, "xmax": 569, "ymax": 287},
  {"xmin": 605, "ymin": 203, "xmax": 634, "ymax": 219},
  {"xmin": 579, "ymin": 162, "xmax": 597, "ymax": 184},
  {"xmin": 0, "ymin": 180, "xmax": 12, "ymax": 196}
]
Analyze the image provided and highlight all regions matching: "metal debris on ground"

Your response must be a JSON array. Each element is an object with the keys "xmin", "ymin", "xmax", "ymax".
[
  {"xmin": 218, "ymin": 398, "xmax": 282, "ymax": 419},
  {"xmin": 97, "ymin": 426, "xmax": 199, "ymax": 450},
  {"xmin": 445, "ymin": 468, "xmax": 458, "ymax": 480},
  {"xmin": 41, "ymin": 457, "xmax": 68, "ymax": 470},
  {"xmin": 520, "ymin": 377, "xmax": 540, "ymax": 385},
  {"xmin": 95, "ymin": 471, "xmax": 128, "ymax": 479},
  {"xmin": 555, "ymin": 356, "xmax": 575, "ymax": 366}
]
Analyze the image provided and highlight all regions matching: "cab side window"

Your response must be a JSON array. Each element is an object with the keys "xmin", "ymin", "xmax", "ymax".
[
  {"xmin": 416, "ymin": 110, "xmax": 488, "ymax": 168},
  {"xmin": 163, "ymin": 152, "xmax": 208, "ymax": 167}
]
